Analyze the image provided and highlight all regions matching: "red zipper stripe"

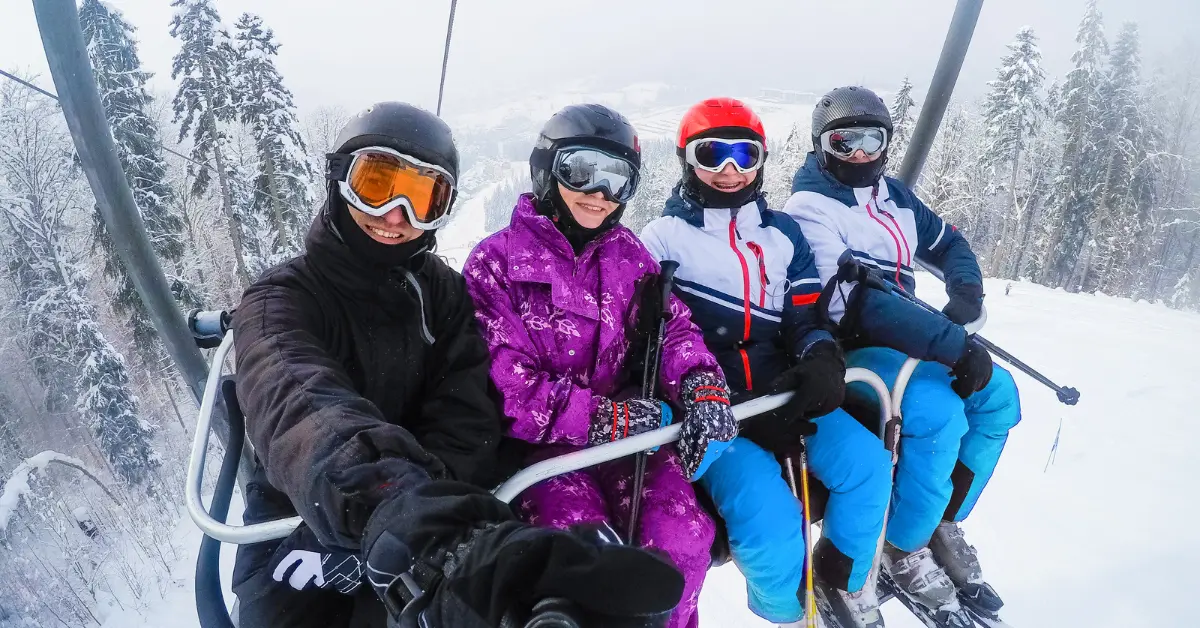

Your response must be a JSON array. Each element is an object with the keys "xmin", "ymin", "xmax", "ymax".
[
  {"xmin": 747, "ymin": 242, "xmax": 768, "ymax": 307},
  {"xmin": 728, "ymin": 218, "xmax": 755, "ymax": 391},
  {"xmin": 881, "ymin": 209, "xmax": 912, "ymax": 267},
  {"xmin": 865, "ymin": 199, "xmax": 904, "ymax": 286},
  {"xmin": 739, "ymin": 348, "xmax": 754, "ymax": 391},
  {"xmin": 792, "ymin": 293, "xmax": 819, "ymax": 306}
]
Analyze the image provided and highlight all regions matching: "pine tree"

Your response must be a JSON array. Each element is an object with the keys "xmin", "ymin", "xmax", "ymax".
[
  {"xmin": 888, "ymin": 76, "xmax": 918, "ymax": 175},
  {"xmin": 170, "ymin": 0, "xmax": 251, "ymax": 287},
  {"xmin": 1078, "ymin": 23, "xmax": 1155, "ymax": 293},
  {"xmin": 980, "ymin": 26, "xmax": 1047, "ymax": 277},
  {"xmin": 0, "ymin": 88, "xmax": 157, "ymax": 484},
  {"xmin": 80, "ymin": 0, "xmax": 200, "ymax": 368},
  {"xmin": 231, "ymin": 13, "xmax": 315, "ymax": 273},
  {"xmin": 1042, "ymin": 0, "xmax": 1108, "ymax": 289},
  {"xmin": 763, "ymin": 122, "xmax": 808, "ymax": 205},
  {"xmin": 0, "ymin": 390, "xmax": 20, "ymax": 455}
]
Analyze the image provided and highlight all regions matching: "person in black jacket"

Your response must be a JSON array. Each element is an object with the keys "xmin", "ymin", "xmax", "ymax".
[{"xmin": 230, "ymin": 102, "xmax": 685, "ymax": 628}]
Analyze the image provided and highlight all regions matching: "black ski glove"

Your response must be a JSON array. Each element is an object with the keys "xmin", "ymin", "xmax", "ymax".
[
  {"xmin": 363, "ymin": 481, "xmax": 685, "ymax": 628},
  {"xmin": 951, "ymin": 340, "xmax": 994, "ymax": 399},
  {"xmin": 768, "ymin": 341, "xmax": 847, "ymax": 421},
  {"xmin": 677, "ymin": 370, "xmax": 738, "ymax": 480},
  {"xmin": 943, "ymin": 284, "xmax": 984, "ymax": 325},
  {"xmin": 587, "ymin": 398, "xmax": 665, "ymax": 446}
]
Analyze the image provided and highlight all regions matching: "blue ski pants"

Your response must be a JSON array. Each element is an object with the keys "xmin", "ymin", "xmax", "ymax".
[
  {"xmin": 699, "ymin": 409, "xmax": 891, "ymax": 623},
  {"xmin": 845, "ymin": 347, "xmax": 1022, "ymax": 552}
]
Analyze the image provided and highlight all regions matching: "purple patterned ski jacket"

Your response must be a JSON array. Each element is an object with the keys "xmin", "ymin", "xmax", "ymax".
[{"xmin": 463, "ymin": 194, "xmax": 721, "ymax": 445}]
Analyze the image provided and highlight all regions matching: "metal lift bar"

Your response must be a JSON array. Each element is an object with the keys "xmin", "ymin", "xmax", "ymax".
[
  {"xmin": 186, "ymin": 333, "xmax": 895, "ymax": 545},
  {"xmin": 31, "ymin": 0, "xmax": 212, "ymax": 403}
]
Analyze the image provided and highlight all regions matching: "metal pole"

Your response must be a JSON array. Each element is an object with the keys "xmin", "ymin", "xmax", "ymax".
[
  {"xmin": 896, "ymin": 0, "xmax": 985, "ymax": 187},
  {"xmin": 31, "ymin": 0, "xmax": 211, "ymax": 404}
]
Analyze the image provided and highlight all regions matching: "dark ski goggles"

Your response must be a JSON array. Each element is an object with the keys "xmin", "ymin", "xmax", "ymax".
[
  {"xmin": 820, "ymin": 127, "xmax": 889, "ymax": 159},
  {"xmin": 552, "ymin": 147, "xmax": 640, "ymax": 204},
  {"xmin": 684, "ymin": 138, "xmax": 765, "ymax": 173},
  {"xmin": 327, "ymin": 147, "xmax": 457, "ymax": 229}
]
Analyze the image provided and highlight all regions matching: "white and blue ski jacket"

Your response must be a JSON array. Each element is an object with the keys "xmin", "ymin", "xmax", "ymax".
[
  {"xmin": 641, "ymin": 186, "xmax": 833, "ymax": 393},
  {"xmin": 783, "ymin": 152, "xmax": 982, "ymax": 366}
]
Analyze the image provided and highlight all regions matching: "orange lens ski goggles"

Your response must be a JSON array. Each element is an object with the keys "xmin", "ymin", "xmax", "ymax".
[{"xmin": 329, "ymin": 147, "xmax": 456, "ymax": 229}]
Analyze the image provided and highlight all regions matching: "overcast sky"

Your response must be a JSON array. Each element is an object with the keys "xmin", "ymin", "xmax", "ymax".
[{"xmin": 2, "ymin": 0, "xmax": 1195, "ymax": 119}]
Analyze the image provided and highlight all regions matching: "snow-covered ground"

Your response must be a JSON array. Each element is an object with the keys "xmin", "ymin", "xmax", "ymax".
[{"xmin": 106, "ymin": 203, "xmax": 1200, "ymax": 627}]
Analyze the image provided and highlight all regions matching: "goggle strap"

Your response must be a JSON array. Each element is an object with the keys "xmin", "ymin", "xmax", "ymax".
[{"xmin": 325, "ymin": 153, "xmax": 352, "ymax": 182}]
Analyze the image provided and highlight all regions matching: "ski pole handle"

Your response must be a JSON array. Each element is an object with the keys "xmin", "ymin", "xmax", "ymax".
[{"xmin": 658, "ymin": 260, "xmax": 680, "ymax": 315}]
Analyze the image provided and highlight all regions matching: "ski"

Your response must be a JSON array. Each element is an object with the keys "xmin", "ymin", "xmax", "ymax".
[
  {"xmin": 961, "ymin": 602, "xmax": 1011, "ymax": 628},
  {"xmin": 876, "ymin": 571, "xmax": 973, "ymax": 628},
  {"xmin": 811, "ymin": 573, "xmax": 853, "ymax": 628}
]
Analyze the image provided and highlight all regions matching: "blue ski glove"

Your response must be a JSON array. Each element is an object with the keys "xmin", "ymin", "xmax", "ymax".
[
  {"xmin": 677, "ymin": 370, "xmax": 737, "ymax": 481},
  {"xmin": 587, "ymin": 398, "xmax": 667, "ymax": 446}
]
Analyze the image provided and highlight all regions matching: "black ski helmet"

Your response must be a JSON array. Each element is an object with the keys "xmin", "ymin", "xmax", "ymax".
[
  {"xmin": 332, "ymin": 101, "xmax": 460, "ymax": 180},
  {"xmin": 529, "ymin": 104, "xmax": 642, "ymax": 248},
  {"xmin": 326, "ymin": 102, "xmax": 459, "ymax": 265},
  {"xmin": 811, "ymin": 86, "xmax": 893, "ymax": 188}
]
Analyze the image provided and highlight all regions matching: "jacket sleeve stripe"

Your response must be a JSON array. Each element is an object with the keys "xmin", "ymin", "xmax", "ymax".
[
  {"xmin": 791, "ymin": 293, "xmax": 819, "ymax": 306},
  {"xmin": 678, "ymin": 284, "xmax": 782, "ymax": 323},
  {"xmin": 927, "ymin": 221, "xmax": 947, "ymax": 252}
]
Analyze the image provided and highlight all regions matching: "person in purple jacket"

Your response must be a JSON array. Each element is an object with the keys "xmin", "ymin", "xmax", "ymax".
[{"xmin": 463, "ymin": 104, "xmax": 739, "ymax": 628}]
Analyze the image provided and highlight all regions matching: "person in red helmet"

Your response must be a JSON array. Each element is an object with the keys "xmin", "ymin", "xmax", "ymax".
[{"xmin": 641, "ymin": 98, "xmax": 892, "ymax": 626}]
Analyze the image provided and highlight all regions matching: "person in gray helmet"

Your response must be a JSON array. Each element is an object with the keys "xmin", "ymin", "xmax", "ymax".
[{"xmin": 782, "ymin": 86, "xmax": 1022, "ymax": 626}]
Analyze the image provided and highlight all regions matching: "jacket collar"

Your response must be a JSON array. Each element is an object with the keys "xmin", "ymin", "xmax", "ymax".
[
  {"xmin": 507, "ymin": 193, "xmax": 622, "ymax": 284},
  {"xmin": 662, "ymin": 183, "xmax": 770, "ymax": 231},
  {"xmin": 793, "ymin": 152, "xmax": 890, "ymax": 209},
  {"xmin": 304, "ymin": 200, "xmax": 428, "ymax": 297}
]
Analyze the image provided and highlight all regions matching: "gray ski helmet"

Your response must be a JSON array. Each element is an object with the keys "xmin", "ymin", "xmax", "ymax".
[
  {"xmin": 332, "ymin": 102, "xmax": 459, "ymax": 180},
  {"xmin": 530, "ymin": 103, "xmax": 641, "ymax": 205},
  {"xmin": 811, "ymin": 86, "xmax": 893, "ymax": 141}
]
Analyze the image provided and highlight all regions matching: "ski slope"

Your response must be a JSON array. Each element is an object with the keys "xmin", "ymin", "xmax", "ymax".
[{"xmin": 105, "ymin": 202, "xmax": 1200, "ymax": 627}]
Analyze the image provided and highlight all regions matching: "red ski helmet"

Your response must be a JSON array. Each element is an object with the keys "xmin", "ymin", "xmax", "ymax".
[{"xmin": 676, "ymin": 97, "xmax": 766, "ymax": 148}]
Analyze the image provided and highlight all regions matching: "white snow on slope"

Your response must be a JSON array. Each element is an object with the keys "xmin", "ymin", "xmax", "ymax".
[{"xmin": 104, "ymin": 277, "xmax": 1200, "ymax": 627}]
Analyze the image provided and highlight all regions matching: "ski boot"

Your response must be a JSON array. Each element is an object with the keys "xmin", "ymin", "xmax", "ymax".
[
  {"xmin": 831, "ymin": 583, "xmax": 885, "ymax": 628},
  {"xmin": 929, "ymin": 520, "xmax": 1004, "ymax": 617},
  {"xmin": 880, "ymin": 544, "xmax": 972, "ymax": 627}
]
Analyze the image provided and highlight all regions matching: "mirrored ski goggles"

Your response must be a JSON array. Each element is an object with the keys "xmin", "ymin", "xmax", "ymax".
[
  {"xmin": 327, "ymin": 147, "xmax": 457, "ymax": 229},
  {"xmin": 820, "ymin": 127, "xmax": 889, "ymax": 159},
  {"xmin": 552, "ymin": 147, "xmax": 641, "ymax": 204},
  {"xmin": 684, "ymin": 138, "xmax": 765, "ymax": 173}
]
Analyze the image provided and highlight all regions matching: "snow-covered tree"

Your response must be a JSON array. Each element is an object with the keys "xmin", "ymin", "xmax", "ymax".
[
  {"xmin": 888, "ymin": 76, "xmax": 918, "ymax": 175},
  {"xmin": 80, "ymin": 0, "xmax": 200, "ymax": 367},
  {"xmin": 622, "ymin": 137, "xmax": 679, "ymax": 235},
  {"xmin": 763, "ymin": 122, "xmax": 809, "ymax": 206},
  {"xmin": 1042, "ymin": 0, "xmax": 1108, "ymax": 289},
  {"xmin": 0, "ymin": 88, "xmax": 156, "ymax": 484},
  {"xmin": 1075, "ymin": 23, "xmax": 1154, "ymax": 292},
  {"xmin": 231, "ymin": 13, "xmax": 315, "ymax": 272},
  {"xmin": 170, "ymin": 0, "xmax": 251, "ymax": 287},
  {"xmin": 980, "ymin": 26, "xmax": 1047, "ymax": 276}
]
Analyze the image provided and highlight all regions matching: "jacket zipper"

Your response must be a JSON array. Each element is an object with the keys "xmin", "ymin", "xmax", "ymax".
[
  {"xmin": 865, "ymin": 187, "xmax": 905, "ymax": 286},
  {"xmin": 728, "ymin": 216, "xmax": 755, "ymax": 391},
  {"xmin": 746, "ymin": 242, "xmax": 769, "ymax": 307}
]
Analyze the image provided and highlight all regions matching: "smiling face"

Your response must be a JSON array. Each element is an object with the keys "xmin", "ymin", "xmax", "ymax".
[
  {"xmin": 557, "ymin": 183, "xmax": 620, "ymax": 229},
  {"xmin": 694, "ymin": 162, "xmax": 759, "ymax": 193},
  {"xmin": 347, "ymin": 204, "xmax": 423, "ymax": 244}
]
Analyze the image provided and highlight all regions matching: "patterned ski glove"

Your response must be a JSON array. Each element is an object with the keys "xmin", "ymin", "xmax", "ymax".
[
  {"xmin": 587, "ymin": 398, "xmax": 667, "ymax": 446},
  {"xmin": 951, "ymin": 339, "xmax": 994, "ymax": 399},
  {"xmin": 677, "ymin": 371, "xmax": 738, "ymax": 481}
]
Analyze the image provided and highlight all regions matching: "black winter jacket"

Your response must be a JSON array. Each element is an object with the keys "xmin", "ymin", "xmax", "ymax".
[{"xmin": 232, "ymin": 205, "xmax": 502, "ymax": 552}]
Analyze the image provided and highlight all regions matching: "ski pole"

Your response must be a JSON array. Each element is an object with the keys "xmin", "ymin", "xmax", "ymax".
[
  {"xmin": 785, "ymin": 446, "xmax": 817, "ymax": 628},
  {"xmin": 834, "ymin": 252, "xmax": 1081, "ymax": 406},
  {"xmin": 627, "ymin": 261, "xmax": 680, "ymax": 545}
]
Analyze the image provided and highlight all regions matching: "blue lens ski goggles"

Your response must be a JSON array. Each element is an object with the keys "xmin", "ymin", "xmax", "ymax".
[{"xmin": 684, "ymin": 138, "xmax": 765, "ymax": 173}]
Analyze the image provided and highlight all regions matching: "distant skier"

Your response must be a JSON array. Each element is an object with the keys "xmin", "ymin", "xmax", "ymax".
[
  {"xmin": 784, "ymin": 86, "xmax": 1022, "ymax": 625},
  {"xmin": 641, "ymin": 97, "xmax": 892, "ymax": 627},
  {"xmin": 463, "ymin": 103, "xmax": 738, "ymax": 628},
  {"xmin": 231, "ymin": 102, "xmax": 687, "ymax": 628}
]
